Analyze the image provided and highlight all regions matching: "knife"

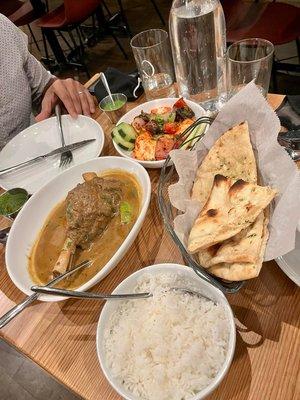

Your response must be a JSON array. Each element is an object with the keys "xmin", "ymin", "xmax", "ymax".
[{"xmin": 0, "ymin": 139, "xmax": 96, "ymax": 176}]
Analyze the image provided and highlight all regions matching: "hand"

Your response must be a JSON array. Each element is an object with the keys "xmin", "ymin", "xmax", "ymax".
[{"xmin": 35, "ymin": 78, "xmax": 96, "ymax": 122}]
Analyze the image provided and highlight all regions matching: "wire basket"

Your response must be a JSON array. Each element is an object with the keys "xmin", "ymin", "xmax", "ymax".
[{"xmin": 157, "ymin": 118, "xmax": 245, "ymax": 294}]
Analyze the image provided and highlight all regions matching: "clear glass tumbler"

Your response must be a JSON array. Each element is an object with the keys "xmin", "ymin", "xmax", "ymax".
[
  {"xmin": 99, "ymin": 93, "xmax": 127, "ymax": 124},
  {"xmin": 130, "ymin": 29, "xmax": 176, "ymax": 100},
  {"xmin": 227, "ymin": 38, "xmax": 274, "ymax": 99}
]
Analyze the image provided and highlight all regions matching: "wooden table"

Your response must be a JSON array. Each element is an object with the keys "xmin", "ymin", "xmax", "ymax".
[{"xmin": 0, "ymin": 84, "xmax": 299, "ymax": 400}]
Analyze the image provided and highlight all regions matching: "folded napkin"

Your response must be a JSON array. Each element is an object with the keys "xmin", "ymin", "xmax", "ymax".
[
  {"xmin": 92, "ymin": 68, "xmax": 143, "ymax": 102},
  {"xmin": 277, "ymin": 95, "xmax": 300, "ymax": 232},
  {"xmin": 277, "ymin": 95, "xmax": 300, "ymax": 130}
]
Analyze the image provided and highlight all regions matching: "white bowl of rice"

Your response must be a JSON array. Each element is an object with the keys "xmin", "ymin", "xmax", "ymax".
[{"xmin": 96, "ymin": 263, "xmax": 236, "ymax": 400}]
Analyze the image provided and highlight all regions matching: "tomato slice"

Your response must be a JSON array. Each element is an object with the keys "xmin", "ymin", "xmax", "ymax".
[
  {"xmin": 173, "ymin": 98, "xmax": 187, "ymax": 109},
  {"xmin": 163, "ymin": 122, "xmax": 178, "ymax": 135}
]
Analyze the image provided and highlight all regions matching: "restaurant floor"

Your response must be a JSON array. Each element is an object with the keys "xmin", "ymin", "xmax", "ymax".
[{"xmin": 1, "ymin": 0, "xmax": 299, "ymax": 399}]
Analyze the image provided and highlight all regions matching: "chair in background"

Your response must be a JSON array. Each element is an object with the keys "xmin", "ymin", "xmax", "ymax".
[
  {"xmin": 149, "ymin": 0, "xmax": 165, "ymax": 26},
  {"xmin": 221, "ymin": 0, "xmax": 300, "ymax": 90},
  {"xmin": 36, "ymin": 0, "xmax": 128, "ymax": 76},
  {"xmin": 0, "ymin": 0, "xmax": 46, "ymax": 52},
  {"xmin": 106, "ymin": 0, "xmax": 166, "ymax": 38},
  {"xmin": 0, "ymin": 0, "xmax": 23, "ymax": 17}
]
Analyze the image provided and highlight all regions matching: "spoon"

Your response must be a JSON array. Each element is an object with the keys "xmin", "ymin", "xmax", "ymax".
[
  {"xmin": 100, "ymin": 72, "xmax": 115, "ymax": 107},
  {"xmin": 30, "ymin": 286, "xmax": 214, "ymax": 303},
  {"xmin": 0, "ymin": 259, "xmax": 91, "ymax": 329}
]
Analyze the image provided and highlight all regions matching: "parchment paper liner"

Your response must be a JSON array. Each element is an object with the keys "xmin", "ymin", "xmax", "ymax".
[{"xmin": 168, "ymin": 82, "xmax": 300, "ymax": 261}]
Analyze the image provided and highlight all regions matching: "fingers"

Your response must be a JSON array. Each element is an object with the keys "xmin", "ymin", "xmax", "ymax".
[
  {"xmin": 54, "ymin": 79, "xmax": 96, "ymax": 118},
  {"xmin": 51, "ymin": 79, "xmax": 78, "ymax": 118},
  {"xmin": 39, "ymin": 78, "xmax": 97, "ymax": 120},
  {"xmin": 74, "ymin": 81, "xmax": 94, "ymax": 116},
  {"xmin": 64, "ymin": 78, "xmax": 83, "ymax": 115},
  {"xmin": 35, "ymin": 91, "xmax": 55, "ymax": 122}
]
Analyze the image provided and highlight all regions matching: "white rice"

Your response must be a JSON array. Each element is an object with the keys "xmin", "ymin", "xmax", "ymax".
[{"xmin": 103, "ymin": 272, "xmax": 230, "ymax": 400}]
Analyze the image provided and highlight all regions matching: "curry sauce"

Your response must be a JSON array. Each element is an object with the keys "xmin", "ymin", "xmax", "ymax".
[{"xmin": 28, "ymin": 170, "xmax": 141, "ymax": 289}]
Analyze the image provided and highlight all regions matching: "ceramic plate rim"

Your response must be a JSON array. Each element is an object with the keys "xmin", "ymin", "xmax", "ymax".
[{"xmin": 275, "ymin": 256, "xmax": 300, "ymax": 286}]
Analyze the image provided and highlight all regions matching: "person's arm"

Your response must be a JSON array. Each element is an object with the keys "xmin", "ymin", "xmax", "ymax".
[
  {"xmin": 24, "ymin": 50, "xmax": 54, "ymax": 107},
  {"xmin": 13, "ymin": 22, "xmax": 95, "ymax": 119}
]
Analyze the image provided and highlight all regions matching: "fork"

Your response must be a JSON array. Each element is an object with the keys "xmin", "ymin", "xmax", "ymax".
[
  {"xmin": 176, "ymin": 116, "xmax": 213, "ymax": 150},
  {"xmin": 55, "ymin": 104, "xmax": 73, "ymax": 168}
]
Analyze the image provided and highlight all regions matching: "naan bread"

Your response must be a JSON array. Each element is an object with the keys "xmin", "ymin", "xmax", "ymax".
[
  {"xmin": 198, "ymin": 244, "xmax": 220, "ymax": 269},
  {"xmin": 208, "ymin": 213, "xmax": 269, "ymax": 281},
  {"xmin": 209, "ymin": 212, "xmax": 264, "ymax": 265},
  {"xmin": 192, "ymin": 122, "xmax": 257, "ymax": 208},
  {"xmin": 198, "ymin": 212, "xmax": 264, "ymax": 267},
  {"xmin": 194, "ymin": 121, "xmax": 260, "ymax": 268},
  {"xmin": 188, "ymin": 175, "xmax": 277, "ymax": 253}
]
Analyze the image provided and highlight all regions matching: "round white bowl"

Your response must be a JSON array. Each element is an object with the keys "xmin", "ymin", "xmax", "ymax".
[
  {"xmin": 113, "ymin": 98, "xmax": 206, "ymax": 169},
  {"xmin": 5, "ymin": 157, "xmax": 151, "ymax": 302},
  {"xmin": 97, "ymin": 263, "xmax": 236, "ymax": 400}
]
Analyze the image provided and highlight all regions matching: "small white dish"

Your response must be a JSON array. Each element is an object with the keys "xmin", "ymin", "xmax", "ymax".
[
  {"xmin": 276, "ymin": 231, "xmax": 300, "ymax": 286},
  {"xmin": 113, "ymin": 98, "xmax": 207, "ymax": 169},
  {"xmin": 97, "ymin": 263, "xmax": 236, "ymax": 400},
  {"xmin": 5, "ymin": 157, "xmax": 151, "ymax": 302},
  {"xmin": 0, "ymin": 115, "xmax": 105, "ymax": 193}
]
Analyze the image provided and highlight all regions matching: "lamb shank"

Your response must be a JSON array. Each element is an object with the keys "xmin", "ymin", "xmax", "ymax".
[{"xmin": 53, "ymin": 173, "xmax": 123, "ymax": 276}]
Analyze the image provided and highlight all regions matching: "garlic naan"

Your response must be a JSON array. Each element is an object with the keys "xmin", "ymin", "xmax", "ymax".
[
  {"xmin": 209, "ymin": 212, "xmax": 264, "ymax": 265},
  {"xmin": 188, "ymin": 175, "xmax": 277, "ymax": 253},
  {"xmin": 192, "ymin": 121, "xmax": 257, "ymax": 208},
  {"xmin": 208, "ymin": 212, "xmax": 270, "ymax": 281}
]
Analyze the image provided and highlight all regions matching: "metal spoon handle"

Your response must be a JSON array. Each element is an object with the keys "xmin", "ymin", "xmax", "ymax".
[
  {"xmin": 100, "ymin": 72, "xmax": 115, "ymax": 105},
  {"xmin": 0, "ymin": 260, "xmax": 91, "ymax": 329},
  {"xmin": 31, "ymin": 286, "xmax": 151, "ymax": 300},
  {"xmin": 0, "ymin": 293, "xmax": 39, "ymax": 329}
]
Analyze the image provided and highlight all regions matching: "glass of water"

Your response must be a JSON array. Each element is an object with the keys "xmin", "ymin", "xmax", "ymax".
[
  {"xmin": 130, "ymin": 29, "xmax": 176, "ymax": 100},
  {"xmin": 227, "ymin": 38, "xmax": 274, "ymax": 99}
]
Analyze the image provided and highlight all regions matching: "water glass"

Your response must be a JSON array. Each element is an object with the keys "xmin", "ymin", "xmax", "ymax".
[
  {"xmin": 130, "ymin": 29, "xmax": 176, "ymax": 100},
  {"xmin": 227, "ymin": 38, "xmax": 274, "ymax": 98}
]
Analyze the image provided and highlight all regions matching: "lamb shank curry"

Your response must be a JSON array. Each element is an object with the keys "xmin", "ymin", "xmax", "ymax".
[{"xmin": 29, "ymin": 170, "xmax": 141, "ymax": 288}]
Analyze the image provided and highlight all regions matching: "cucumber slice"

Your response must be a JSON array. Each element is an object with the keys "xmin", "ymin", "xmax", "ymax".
[
  {"xmin": 112, "ymin": 129, "xmax": 135, "ymax": 151},
  {"xmin": 115, "ymin": 123, "xmax": 137, "ymax": 143}
]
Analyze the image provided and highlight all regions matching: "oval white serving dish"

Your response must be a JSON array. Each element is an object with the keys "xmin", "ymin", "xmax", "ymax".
[{"xmin": 5, "ymin": 156, "xmax": 151, "ymax": 301}]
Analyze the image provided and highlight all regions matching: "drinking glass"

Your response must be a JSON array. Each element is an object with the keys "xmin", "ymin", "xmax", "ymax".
[
  {"xmin": 99, "ymin": 93, "xmax": 127, "ymax": 124},
  {"xmin": 130, "ymin": 29, "xmax": 176, "ymax": 100},
  {"xmin": 227, "ymin": 38, "xmax": 274, "ymax": 98}
]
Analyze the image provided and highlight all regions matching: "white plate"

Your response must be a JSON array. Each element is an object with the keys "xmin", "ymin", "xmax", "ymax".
[
  {"xmin": 0, "ymin": 115, "xmax": 104, "ymax": 193},
  {"xmin": 5, "ymin": 157, "xmax": 151, "ymax": 301},
  {"xmin": 113, "ymin": 98, "xmax": 206, "ymax": 169},
  {"xmin": 276, "ymin": 231, "xmax": 300, "ymax": 286},
  {"xmin": 97, "ymin": 263, "xmax": 236, "ymax": 400}
]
